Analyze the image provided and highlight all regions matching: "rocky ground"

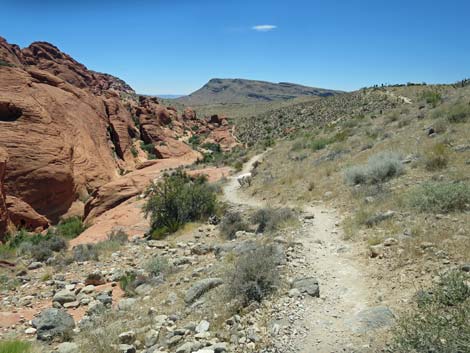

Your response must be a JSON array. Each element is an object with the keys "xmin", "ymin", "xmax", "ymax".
[{"xmin": 0, "ymin": 154, "xmax": 399, "ymax": 353}]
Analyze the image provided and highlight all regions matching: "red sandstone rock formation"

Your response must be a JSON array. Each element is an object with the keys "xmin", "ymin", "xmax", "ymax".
[{"xmin": 0, "ymin": 36, "xmax": 239, "ymax": 231}]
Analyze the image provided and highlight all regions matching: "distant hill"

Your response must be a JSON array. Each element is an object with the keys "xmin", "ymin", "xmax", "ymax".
[{"xmin": 174, "ymin": 78, "xmax": 342, "ymax": 105}]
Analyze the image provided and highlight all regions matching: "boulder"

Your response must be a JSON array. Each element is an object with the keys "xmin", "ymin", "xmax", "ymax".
[
  {"xmin": 292, "ymin": 277, "xmax": 320, "ymax": 297},
  {"xmin": 31, "ymin": 308, "xmax": 75, "ymax": 341},
  {"xmin": 53, "ymin": 290, "xmax": 76, "ymax": 305},
  {"xmin": 184, "ymin": 278, "xmax": 223, "ymax": 304},
  {"xmin": 5, "ymin": 195, "xmax": 49, "ymax": 231},
  {"xmin": 57, "ymin": 342, "xmax": 79, "ymax": 353},
  {"xmin": 351, "ymin": 306, "xmax": 395, "ymax": 333}
]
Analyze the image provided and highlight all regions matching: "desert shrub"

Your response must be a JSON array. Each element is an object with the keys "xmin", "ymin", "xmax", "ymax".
[
  {"xmin": 446, "ymin": 102, "xmax": 470, "ymax": 123},
  {"xmin": 433, "ymin": 102, "xmax": 470, "ymax": 123},
  {"xmin": 188, "ymin": 135, "xmax": 201, "ymax": 146},
  {"xmin": 392, "ymin": 270, "xmax": 470, "ymax": 353},
  {"xmin": 251, "ymin": 207, "xmax": 295, "ymax": 233},
  {"xmin": 0, "ymin": 340, "xmax": 31, "ymax": 353},
  {"xmin": 144, "ymin": 170, "xmax": 217, "ymax": 238},
  {"xmin": 107, "ymin": 229, "xmax": 129, "ymax": 244},
  {"xmin": 225, "ymin": 243, "xmax": 280, "ymax": 305},
  {"xmin": 420, "ymin": 90, "xmax": 442, "ymax": 107},
  {"xmin": 29, "ymin": 243, "xmax": 52, "ymax": 261},
  {"xmin": 310, "ymin": 138, "xmax": 330, "ymax": 151},
  {"xmin": 202, "ymin": 142, "xmax": 221, "ymax": 153},
  {"xmin": 46, "ymin": 236, "xmax": 67, "ymax": 252},
  {"xmin": 233, "ymin": 161, "xmax": 243, "ymax": 171},
  {"xmin": 407, "ymin": 182, "xmax": 470, "ymax": 213},
  {"xmin": 220, "ymin": 211, "xmax": 247, "ymax": 239},
  {"xmin": 55, "ymin": 217, "xmax": 85, "ymax": 238},
  {"xmin": 424, "ymin": 143, "xmax": 449, "ymax": 171},
  {"xmin": 119, "ymin": 272, "xmax": 136, "ymax": 296},
  {"xmin": 344, "ymin": 151, "xmax": 403, "ymax": 185},
  {"xmin": 145, "ymin": 256, "xmax": 171, "ymax": 278},
  {"xmin": 72, "ymin": 244, "xmax": 99, "ymax": 262},
  {"xmin": 140, "ymin": 141, "xmax": 157, "ymax": 159},
  {"xmin": 118, "ymin": 272, "xmax": 150, "ymax": 297}
]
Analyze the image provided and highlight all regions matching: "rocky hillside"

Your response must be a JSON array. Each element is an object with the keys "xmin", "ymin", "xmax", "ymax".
[
  {"xmin": 175, "ymin": 78, "xmax": 340, "ymax": 105},
  {"xmin": 236, "ymin": 90, "xmax": 402, "ymax": 144},
  {"xmin": 0, "ymin": 37, "xmax": 238, "ymax": 237}
]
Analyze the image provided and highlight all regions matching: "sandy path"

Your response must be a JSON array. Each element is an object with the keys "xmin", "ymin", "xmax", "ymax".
[{"xmin": 223, "ymin": 153, "xmax": 380, "ymax": 352}]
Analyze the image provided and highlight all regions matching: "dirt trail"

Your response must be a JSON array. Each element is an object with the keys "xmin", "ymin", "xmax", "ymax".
[{"xmin": 223, "ymin": 153, "xmax": 385, "ymax": 352}]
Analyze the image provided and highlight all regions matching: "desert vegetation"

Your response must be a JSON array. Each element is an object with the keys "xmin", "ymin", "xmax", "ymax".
[
  {"xmin": 143, "ymin": 170, "xmax": 217, "ymax": 238},
  {"xmin": 392, "ymin": 270, "xmax": 470, "ymax": 353}
]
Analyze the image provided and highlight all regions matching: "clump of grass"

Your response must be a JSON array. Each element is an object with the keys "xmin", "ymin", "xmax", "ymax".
[
  {"xmin": 55, "ymin": 217, "xmax": 85, "ymax": 238},
  {"xmin": 225, "ymin": 243, "xmax": 280, "ymax": 306},
  {"xmin": 344, "ymin": 151, "xmax": 404, "ymax": 185},
  {"xmin": 392, "ymin": 270, "xmax": 470, "ymax": 353},
  {"xmin": 144, "ymin": 170, "xmax": 217, "ymax": 238},
  {"xmin": 424, "ymin": 143, "xmax": 449, "ymax": 171},
  {"xmin": 250, "ymin": 207, "xmax": 295, "ymax": 233},
  {"xmin": 220, "ymin": 211, "xmax": 248, "ymax": 239},
  {"xmin": 407, "ymin": 182, "xmax": 470, "ymax": 213},
  {"xmin": 0, "ymin": 340, "xmax": 31, "ymax": 353}
]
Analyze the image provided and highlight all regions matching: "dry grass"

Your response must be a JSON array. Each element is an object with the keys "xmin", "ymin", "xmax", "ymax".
[{"xmin": 248, "ymin": 84, "xmax": 470, "ymax": 264}]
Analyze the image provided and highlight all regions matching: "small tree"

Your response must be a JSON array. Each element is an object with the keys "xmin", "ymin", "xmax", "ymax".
[{"xmin": 143, "ymin": 170, "xmax": 217, "ymax": 238}]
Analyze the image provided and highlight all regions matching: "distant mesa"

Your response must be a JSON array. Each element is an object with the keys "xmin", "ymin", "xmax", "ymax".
[{"xmin": 175, "ymin": 78, "xmax": 342, "ymax": 105}]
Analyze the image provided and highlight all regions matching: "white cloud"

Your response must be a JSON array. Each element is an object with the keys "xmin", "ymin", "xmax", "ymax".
[{"xmin": 252, "ymin": 25, "xmax": 277, "ymax": 32}]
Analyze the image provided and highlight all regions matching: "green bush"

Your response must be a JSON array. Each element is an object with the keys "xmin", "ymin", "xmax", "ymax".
[
  {"xmin": 251, "ymin": 208, "xmax": 295, "ymax": 233},
  {"xmin": 140, "ymin": 141, "xmax": 157, "ymax": 159},
  {"xmin": 202, "ymin": 142, "xmax": 221, "ymax": 153},
  {"xmin": 220, "ymin": 211, "xmax": 247, "ymax": 239},
  {"xmin": 420, "ymin": 90, "xmax": 442, "ymax": 107},
  {"xmin": 119, "ymin": 272, "xmax": 137, "ymax": 297},
  {"xmin": 424, "ymin": 143, "xmax": 449, "ymax": 171},
  {"xmin": 225, "ymin": 243, "xmax": 280, "ymax": 305},
  {"xmin": 310, "ymin": 138, "xmax": 330, "ymax": 151},
  {"xmin": 188, "ymin": 135, "xmax": 201, "ymax": 146},
  {"xmin": 144, "ymin": 170, "xmax": 217, "ymax": 238},
  {"xmin": 344, "ymin": 151, "xmax": 403, "ymax": 185},
  {"xmin": 392, "ymin": 270, "xmax": 470, "ymax": 353},
  {"xmin": 407, "ymin": 182, "xmax": 470, "ymax": 213},
  {"xmin": 55, "ymin": 217, "xmax": 85, "ymax": 238},
  {"xmin": 0, "ymin": 340, "xmax": 31, "ymax": 353},
  {"xmin": 3, "ymin": 230, "xmax": 67, "ymax": 261}
]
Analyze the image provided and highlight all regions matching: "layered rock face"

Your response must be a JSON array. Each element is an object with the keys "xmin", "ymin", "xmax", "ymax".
[
  {"xmin": 0, "ymin": 148, "xmax": 9, "ymax": 238},
  {"xmin": 0, "ymin": 37, "xmax": 238, "ymax": 233}
]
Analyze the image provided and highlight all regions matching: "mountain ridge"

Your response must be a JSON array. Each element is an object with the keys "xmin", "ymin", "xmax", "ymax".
[{"xmin": 175, "ymin": 78, "xmax": 342, "ymax": 105}]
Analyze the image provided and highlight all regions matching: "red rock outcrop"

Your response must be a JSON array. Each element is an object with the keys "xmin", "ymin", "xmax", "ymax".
[
  {"xmin": 0, "ymin": 148, "xmax": 9, "ymax": 239},
  {"xmin": 5, "ymin": 196, "xmax": 49, "ymax": 231},
  {"xmin": 0, "ymin": 36, "xmax": 239, "ymax": 226}
]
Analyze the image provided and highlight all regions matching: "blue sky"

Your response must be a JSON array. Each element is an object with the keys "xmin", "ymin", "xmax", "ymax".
[{"xmin": 2, "ymin": 0, "xmax": 470, "ymax": 94}]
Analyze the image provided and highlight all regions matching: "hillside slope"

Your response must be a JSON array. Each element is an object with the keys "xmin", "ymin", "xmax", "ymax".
[{"xmin": 175, "ymin": 78, "xmax": 341, "ymax": 105}]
